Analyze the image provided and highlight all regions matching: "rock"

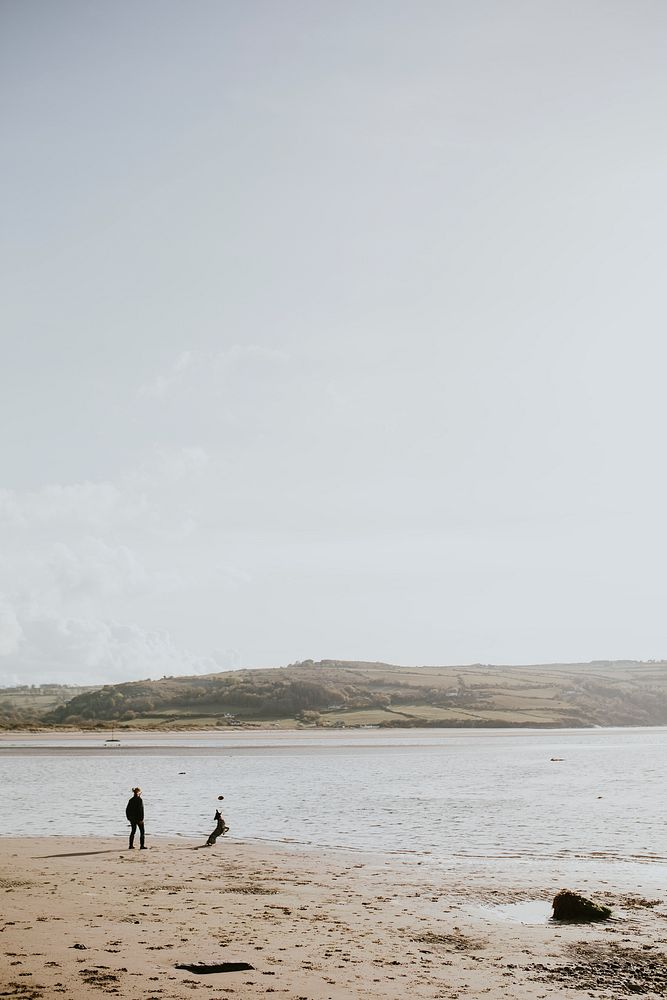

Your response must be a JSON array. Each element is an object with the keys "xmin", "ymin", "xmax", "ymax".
[{"xmin": 552, "ymin": 889, "xmax": 611, "ymax": 922}]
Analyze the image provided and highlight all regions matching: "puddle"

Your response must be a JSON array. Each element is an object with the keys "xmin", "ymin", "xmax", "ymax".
[{"xmin": 473, "ymin": 899, "xmax": 553, "ymax": 925}]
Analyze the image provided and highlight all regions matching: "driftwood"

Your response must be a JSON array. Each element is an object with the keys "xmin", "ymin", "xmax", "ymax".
[{"xmin": 176, "ymin": 962, "xmax": 254, "ymax": 974}]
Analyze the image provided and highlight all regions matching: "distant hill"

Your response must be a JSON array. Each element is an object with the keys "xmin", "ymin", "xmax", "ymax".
[
  {"xmin": 12, "ymin": 658, "xmax": 666, "ymax": 730},
  {"xmin": 0, "ymin": 683, "xmax": 102, "ymax": 727}
]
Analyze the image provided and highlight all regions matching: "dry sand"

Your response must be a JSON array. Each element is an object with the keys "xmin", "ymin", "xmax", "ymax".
[{"xmin": 1, "ymin": 836, "xmax": 666, "ymax": 999}]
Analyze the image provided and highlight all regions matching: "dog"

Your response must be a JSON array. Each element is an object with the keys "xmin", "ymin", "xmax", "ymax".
[{"xmin": 205, "ymin": 809, "xmax": 230, "ymax": 846}]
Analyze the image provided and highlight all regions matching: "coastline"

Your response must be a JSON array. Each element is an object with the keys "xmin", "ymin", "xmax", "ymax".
[
  {"xmin": 1, "ymin": 836, "xmax": 665, "ymax": 999},
  {"xmin": 4, "ymin": 724, "xmax": 667, "ymax": 744}
]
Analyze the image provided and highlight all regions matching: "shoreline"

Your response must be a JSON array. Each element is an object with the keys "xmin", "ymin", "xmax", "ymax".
[
  {"xmin": 4, "ymin": 723, "xmax": 667, "ymax": 740},
  {"xmin": 5, "ymin": 721, "xmax": 667, "ymax": 739},
  {"xmin": 1, "ymin": 836, "xmax": 666, "ymax": 999}
]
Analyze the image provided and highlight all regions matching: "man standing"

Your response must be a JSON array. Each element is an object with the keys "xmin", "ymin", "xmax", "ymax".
[{"xmin": 125, "ymin": 787, "xmax": 146, "ymax": 850}]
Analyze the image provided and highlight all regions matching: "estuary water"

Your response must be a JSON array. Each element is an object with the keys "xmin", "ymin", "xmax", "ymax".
[{"xmin": 1, "ymin": 727, "xmax": 665, "ymax": 886}]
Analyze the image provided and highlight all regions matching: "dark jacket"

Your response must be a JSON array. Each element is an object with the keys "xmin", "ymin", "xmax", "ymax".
[{"xmin": 126, "ymin": 795, "xmax": 144, "ymax": 823}]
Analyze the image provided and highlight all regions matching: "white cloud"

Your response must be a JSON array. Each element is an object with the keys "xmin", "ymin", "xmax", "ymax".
[
  {"xmin": 45, "ymin": 538, "xmax": 152, "ymax": 603},
  {"xmin": 137, "ymin": 346, "xmax": 289, "ymax": 404},
  {"xmin": 0, "ymin": 448, "xmax": 228, "ymax": 684},
  {"xmin": 138, "ymin": 350, "xmax": 193, "ymax": 398},
  {"xmin": 211, "ymin": 647, "xmax": 242, "ymax": 669},
  {"xmin": 0, "ymin": 596, "xmax": 23, "ymax": 657},
  {"xmin": 0, "ymin": 445, "xmax": 210, "ymax": 544},
  {"xmin": 139, "ymin": 444, "xmax": 210, "ymax": 484},
  {"xmin": 0, "ymin": 607, "xmax": 218, "ymax": 686},
  {"xmin": 0, "ymin": 481, "xmax": 146, "ymax": 532},
  {"xmin": 218, "ymin": 344, "xmax": 289, "ymax": 366}
]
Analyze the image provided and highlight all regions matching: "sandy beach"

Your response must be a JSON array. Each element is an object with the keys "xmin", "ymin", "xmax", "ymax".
[{"xmin": 1, "ymin": 836, "xmax": 666, "ymax": 1000}]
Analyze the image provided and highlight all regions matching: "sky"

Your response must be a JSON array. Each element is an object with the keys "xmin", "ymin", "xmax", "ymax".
[{"xmin": 2, "ymin": 0, "xmax": 667, "ymax": 685}]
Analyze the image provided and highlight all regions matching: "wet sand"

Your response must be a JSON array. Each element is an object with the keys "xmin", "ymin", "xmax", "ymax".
[{"xmin": 1, "ymin": 836, "xmax": 666, "ymax": 999}]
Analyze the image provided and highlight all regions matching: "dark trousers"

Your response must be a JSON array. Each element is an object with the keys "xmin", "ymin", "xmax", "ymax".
[{"xmin": 129, "ymin": 821, "xmax": 145, "ymax": 848}]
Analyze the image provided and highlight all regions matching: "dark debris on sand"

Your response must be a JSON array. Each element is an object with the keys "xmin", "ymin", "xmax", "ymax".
[
  {"xmin": 413, "ymin": 929, "xmax": 487, "ymax": 952},
  {"xmin": 529, "ymin": 941, "xmax": 667, "ymax": 994},
  {"xmin": 0, "ymin": 984, "xmax": 45, "ymax": 999},
  {"xmin": 79, "ymin": 966, "xmax": 122, "ymax": 993}
]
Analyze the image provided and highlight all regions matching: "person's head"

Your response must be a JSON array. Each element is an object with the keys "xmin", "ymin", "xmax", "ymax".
[{"xmin": 132, "ymin": 787, "xmax": 141, "ymax": 796}]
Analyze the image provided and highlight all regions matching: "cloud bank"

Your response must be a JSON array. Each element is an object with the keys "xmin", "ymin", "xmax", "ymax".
[
  {"xmin": 0, "ymin": 608, "xmax": 218, "ymax": 687},
  {"xmin": 0, "ymin": 445, "xmax": 232, "ymax": 686}
]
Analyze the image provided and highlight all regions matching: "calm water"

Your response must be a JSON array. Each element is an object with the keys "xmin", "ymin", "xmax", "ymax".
[{"xmin": 1, "ymin": 728, "xmax": 665, "ymax": 886}]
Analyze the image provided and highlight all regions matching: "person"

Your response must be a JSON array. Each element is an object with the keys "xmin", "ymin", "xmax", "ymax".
[
  {"xmin": 205, "ymin": 795, "xmax": 229, "ymax": 846},
  {"xmin": 125, "ymin": 787, "xmax": 146, "ymax": 849}
]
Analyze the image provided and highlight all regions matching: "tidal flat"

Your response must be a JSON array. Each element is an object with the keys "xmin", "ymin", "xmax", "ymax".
[{"xmin": 1, "ymin": 834, "xmax": 666, "ymax": 999}]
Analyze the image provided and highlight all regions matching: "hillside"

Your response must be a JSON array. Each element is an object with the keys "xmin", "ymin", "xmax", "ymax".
[
  {"xmin": 0, "ymin": 683, "xmax": 102, "ymax": 728},
  {"xmin": 12, "ymin": 659, "xmax": 666, "ymax": 730}
]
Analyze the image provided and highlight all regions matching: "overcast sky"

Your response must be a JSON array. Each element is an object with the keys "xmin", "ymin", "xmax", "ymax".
[{"xmin": 2, "ymin": 1, "xmax": 667, "ymax": 685}]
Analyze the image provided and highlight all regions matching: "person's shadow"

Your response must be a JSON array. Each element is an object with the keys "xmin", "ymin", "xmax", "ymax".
[{"xmin": 37, "ymin": 849, "xmax": 120, "ymax": 859}]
